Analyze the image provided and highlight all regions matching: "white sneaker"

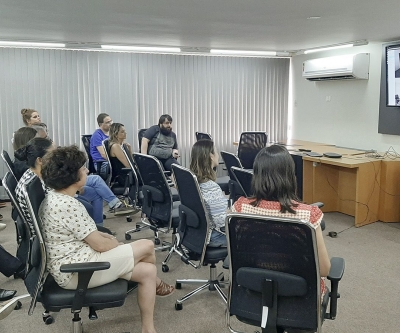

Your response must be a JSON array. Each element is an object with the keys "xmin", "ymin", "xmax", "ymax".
[{"xmin": 110, "ymin": 201, "xmax": 138, "ymax": 216}]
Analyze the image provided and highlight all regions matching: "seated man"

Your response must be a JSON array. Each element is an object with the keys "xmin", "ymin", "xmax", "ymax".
[
  {"xmin": 141, "ymin": 114, "xmax": 180, "ymax": 172},
  {"xmin": 90, "ymin": 113, "xmax": 112, "ymax": 179}
]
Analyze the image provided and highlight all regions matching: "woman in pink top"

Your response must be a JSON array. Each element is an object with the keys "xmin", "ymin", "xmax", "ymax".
[{"xmin": 232, "ymin": 145, "xmax": 331, "ymax": 293}]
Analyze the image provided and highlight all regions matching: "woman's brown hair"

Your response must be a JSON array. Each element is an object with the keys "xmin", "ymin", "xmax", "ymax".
[
  {"xmin": 21, "ymin": 108, "xmax": 38, "ymax": 126},
  {"xmin": 109, "ymin": 123, "xmax": 124, "ymax": 143},
  {"xmin": 251, "ymin": 145, "xmax": 299, "ymax": 213},
  {"xmin": 190, "ymin": 139, "xmax": 216, "ymax": 183}
]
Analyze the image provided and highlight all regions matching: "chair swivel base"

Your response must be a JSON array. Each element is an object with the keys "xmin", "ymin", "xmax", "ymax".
[
  {"xmin": 161, "ymin": 233, "xmax": 186, "ymax": 272},
  {"xmin": 124, "ymin": 223, "xmax": 150, "ymax": 240},
  {"xmin": 174, "ymin": 263, "xmax": 228, "ymax": 310}
]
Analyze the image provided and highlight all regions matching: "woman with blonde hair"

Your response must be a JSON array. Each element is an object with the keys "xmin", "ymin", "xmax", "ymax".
[{"xmin": 108, "ymin": 123, "xmax": 132, "ymax": 185}]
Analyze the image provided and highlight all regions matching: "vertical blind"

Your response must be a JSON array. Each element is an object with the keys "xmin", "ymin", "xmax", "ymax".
[{"xmin": 0, "ymin": 48, "xmax": 290, "ymax": 196}]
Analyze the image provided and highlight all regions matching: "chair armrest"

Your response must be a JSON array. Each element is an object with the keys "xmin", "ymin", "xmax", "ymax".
[
  {"xmin": 325, "ymin": 257, "xmax": 345, "ymax": 320},
  {"xmin": 60, "ymin": 261, "xmax": 111, "ymax": 312},
  {"xmin": 60, "ymin": 261, "xmax": 110, "ymax": 273},
  {"xmin": 327, "ymin": 257, "xmax": 345, "ymax": 282}
]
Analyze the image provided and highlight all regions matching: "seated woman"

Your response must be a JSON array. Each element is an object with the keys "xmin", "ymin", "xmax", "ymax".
[
  {"xmin": 12, "ymin": 127, "xmax": 40, "ymax": 180},
  {"xmin": 232, "ymin": 145, "xmax": 331, "ymax": 294},
  {"xmin": 14, "ymin": 126, "xmax": 133, "ymax": 225},
  {"xmin": 15, "ymin": 138, "xmax": 114, "ymax": 235},
  {"xmin": 190, "ymin": 140, "xmax": 227, "ymax": 247},
  {"xmin": 20, "ymin": 108, "xmax": 41, "ymax": 127},
  {"xmin": 39, "ymin": 146, "xmax": 174, "ymax": 333},
  {"xmin": 108, "ymin": 122, "xmax": 132, "ymax": 185}
]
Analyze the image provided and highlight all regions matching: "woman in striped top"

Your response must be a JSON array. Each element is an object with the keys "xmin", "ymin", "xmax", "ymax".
[{"xmin": 190, "ymin": 139, "xmax": 227, "ymax": 247}]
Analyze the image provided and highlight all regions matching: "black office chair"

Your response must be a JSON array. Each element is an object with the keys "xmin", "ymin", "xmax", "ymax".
[
  {"xmin": 102, "ymin": 139, "xmax": 137, "ymax": 221},
  {"xmin": 2, "ymin": 171, "xmax": 31, "ymax": 278},
  {"xmin": 171, "ymin": 164, "xmax": 228, "ymax": 310},
  {"xmin": 225, "ymin": 213, "xmax": 344, "ymax": 333},
  {"xmin": 231, "ymin": 166, "xmax": 254, "ymax": 198},
  {"xmin": 81, "ymin": 134, "xmax": 102, "ymax": 176},
  {"xmin": 237, "ymin": 131, "xmax": 268, "ymax": 169},
  {"xmin": 195, "ymin": 132, "xmax": 212, "ymax": 141},
  {"xmin": 1, "ymin": 150, "xmax": 17, "ymax": 181},
  {"xmin": 133, "ymin": 153, "xmax": 181, "ymax": 258},
  {"xmin": 120, "ymin": 145, "xmax": 157, "ymax": 238},
  {"xmin": 20, "ymin": 175, "xmax": 130, "ymax": 332},
  {"xmin": 220, "ymin": 151, "xmax": 245, "ymax": 204}
]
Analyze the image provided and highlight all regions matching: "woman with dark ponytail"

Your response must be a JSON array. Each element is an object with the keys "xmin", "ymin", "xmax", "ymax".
[{"xmin": 15, "ymin": 138, "xmax": 54, "ymax": 235}]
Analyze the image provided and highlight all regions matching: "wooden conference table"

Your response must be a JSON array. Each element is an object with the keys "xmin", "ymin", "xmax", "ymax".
[{"xmin": 233, "ymin": 139, "xmax": 400, "ymax": 227}]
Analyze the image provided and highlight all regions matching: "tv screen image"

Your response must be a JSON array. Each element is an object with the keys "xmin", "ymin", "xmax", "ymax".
[{"xmin": 386, "ymin": 44, "xmax": 400, "ymax": 106}]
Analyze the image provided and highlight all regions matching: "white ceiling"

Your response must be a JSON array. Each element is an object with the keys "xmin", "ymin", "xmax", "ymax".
[{"xmin": 0, "ymin": 0, "xmax": 399, "ymax": 53}]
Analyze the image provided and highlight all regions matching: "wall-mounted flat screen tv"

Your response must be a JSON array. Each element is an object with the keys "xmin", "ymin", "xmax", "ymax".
[{"xmin": 386, "ymin": 43, "xmax": 400, "ymax": 106}]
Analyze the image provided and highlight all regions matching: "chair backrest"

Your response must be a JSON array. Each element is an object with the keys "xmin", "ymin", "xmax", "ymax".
[
  {"xmin": 220, "ymin": 151, "xmax": 243, "ymax": 180},
  {"xmin": 121, "ymin": 144, "xmax": 142, "ymax": 206},
  {"xmin": 81, "ymin": 134, "xmax": 97, "ymax": 174},
  {"xmin": 3, "ymin": 171, "xmax": 29, "ymax": 232},
  {"xmin": 138, "ymin": 128, "xmax": 148, "ymax": 153},
  {"xmin": 134, "ymin": 153, "xmax": 173, "ymax": 229},
  {"xmin": 237, "ymin": 132, "xmax": 268, "ymax": 169},
  {"xmin": 20, "ymin": 176, "xmax": 48, "ymax": 315},
  {"xmin": 195, "ymin": 132, "xmax": 213, "ymax": 141},
  {"xmin": 231, "ymin": 167, "xmax": 253, "ymax": 198},
  {"xmin": 3, "ymin": 171, "xmax": 31, "ymax": 273},
  {"xmin": 226, "ymin": 213, "xmax": 321, "ymax": 332},
  {"xmin": 101, "ymin": 139, "xmax": 114, "ymax": 186},
  {"xmin": 171, "ymin": 164, "xmax": 209, "ymax": 262},
  {"xmin": 1, "ymin": 150, "xmax": 17, "ymax": 180}
]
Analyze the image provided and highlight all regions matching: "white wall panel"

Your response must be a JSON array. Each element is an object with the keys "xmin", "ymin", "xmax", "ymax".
[{"xmin": 0, "ymin": 48, "xmax": 289, "ymax": 197}]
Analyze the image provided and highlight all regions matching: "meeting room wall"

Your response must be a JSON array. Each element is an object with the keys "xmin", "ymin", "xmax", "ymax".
[
  {"xmin": 0, "ymin": 48, "xmax": 289, "ymax": 198},
  {"xmin": 291, "ymin": 42, "xmax": 400, "ymax": 153}
]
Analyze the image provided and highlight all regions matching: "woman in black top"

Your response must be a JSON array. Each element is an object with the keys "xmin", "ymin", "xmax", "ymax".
[{"xmin": 108, "ymin": 123, "xmax": 132, "ymax": 185}]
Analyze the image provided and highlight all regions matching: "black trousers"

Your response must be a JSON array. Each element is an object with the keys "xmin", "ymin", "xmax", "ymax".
[{"xmin": 0, "ymin": 245, "xmax": 21, "ymax": 277}]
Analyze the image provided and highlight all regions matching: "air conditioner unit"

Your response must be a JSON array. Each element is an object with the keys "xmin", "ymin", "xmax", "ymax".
[{"xmin": 302, "ymin": 53, "xmax": 370, "ymax": 81}]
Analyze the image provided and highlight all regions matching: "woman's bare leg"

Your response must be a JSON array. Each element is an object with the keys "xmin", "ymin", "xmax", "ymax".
[
  {"xmin": 131, "ymin": 239, "xmax": 156, "ymax": 264},
  {"xmin": 130, "ymin": 262, "xmax": 157, "ymax": 333},
  {"xmin": 130, "ymin": 240, "xmax": 172, "ymax": 287}
]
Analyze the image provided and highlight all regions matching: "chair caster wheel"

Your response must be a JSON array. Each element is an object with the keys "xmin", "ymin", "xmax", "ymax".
[
  {"xmin": 43, "ymin": 315, "xmax": 54, "ymax": 325},
  {"xmin": 154, "ymin": 238, "xmax": 161, "ymax": 245},
  {"xmin": 14, "ymin": 301, "xmax": 22, "ymax": 310},
  {"xmin": 162, "ymin": 265, "xmax": 169, "ymax": 272},
  {"xmin": 126, "ymin": 217, "xmax": 132, "ymax": 222},
  {"xmin": 175, "ymin": 282, "xmax": 181, "ymax": 289},
  {"xmin": 125, "ymin": 233, "xmax": 132, "ymax": 240},
  {"xmin": 175, "ymin": 302, "xmax": 183, "ymax": 311}
]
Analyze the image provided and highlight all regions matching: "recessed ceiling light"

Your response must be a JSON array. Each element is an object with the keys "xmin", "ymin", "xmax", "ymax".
[
  {"xmin": 304, "ymin": 43, "xmax": 353, "ymax": 54},
  {"xmin": 101, "ymin": 45, "xmax": 181, "ymax": 52},
  {"xmin": 210, "ymin": 49, "xmax": 276, "ymax": 56},
  {"xmin": 0, "ymin": 41, "xmax": 65, "ymax": 48},
  {"xmin": 307, "ymin": 16, "xmax": 321, "ymax": 20}
]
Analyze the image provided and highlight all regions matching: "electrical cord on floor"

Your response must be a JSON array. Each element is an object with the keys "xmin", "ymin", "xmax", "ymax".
[{"xmin": 327, "ymin": 225, "xmax": 354, "ymax": 238}]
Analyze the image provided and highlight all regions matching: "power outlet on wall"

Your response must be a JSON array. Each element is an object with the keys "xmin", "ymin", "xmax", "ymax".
[{"xmin": 325, "ymin": 95, "xmax": 331, "ymax": 102}]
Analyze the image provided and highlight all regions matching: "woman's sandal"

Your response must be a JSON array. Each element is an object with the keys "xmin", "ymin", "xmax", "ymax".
[{"xmin": 156, "ymin": 280, "xmax": 175, "ymax": 297}]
